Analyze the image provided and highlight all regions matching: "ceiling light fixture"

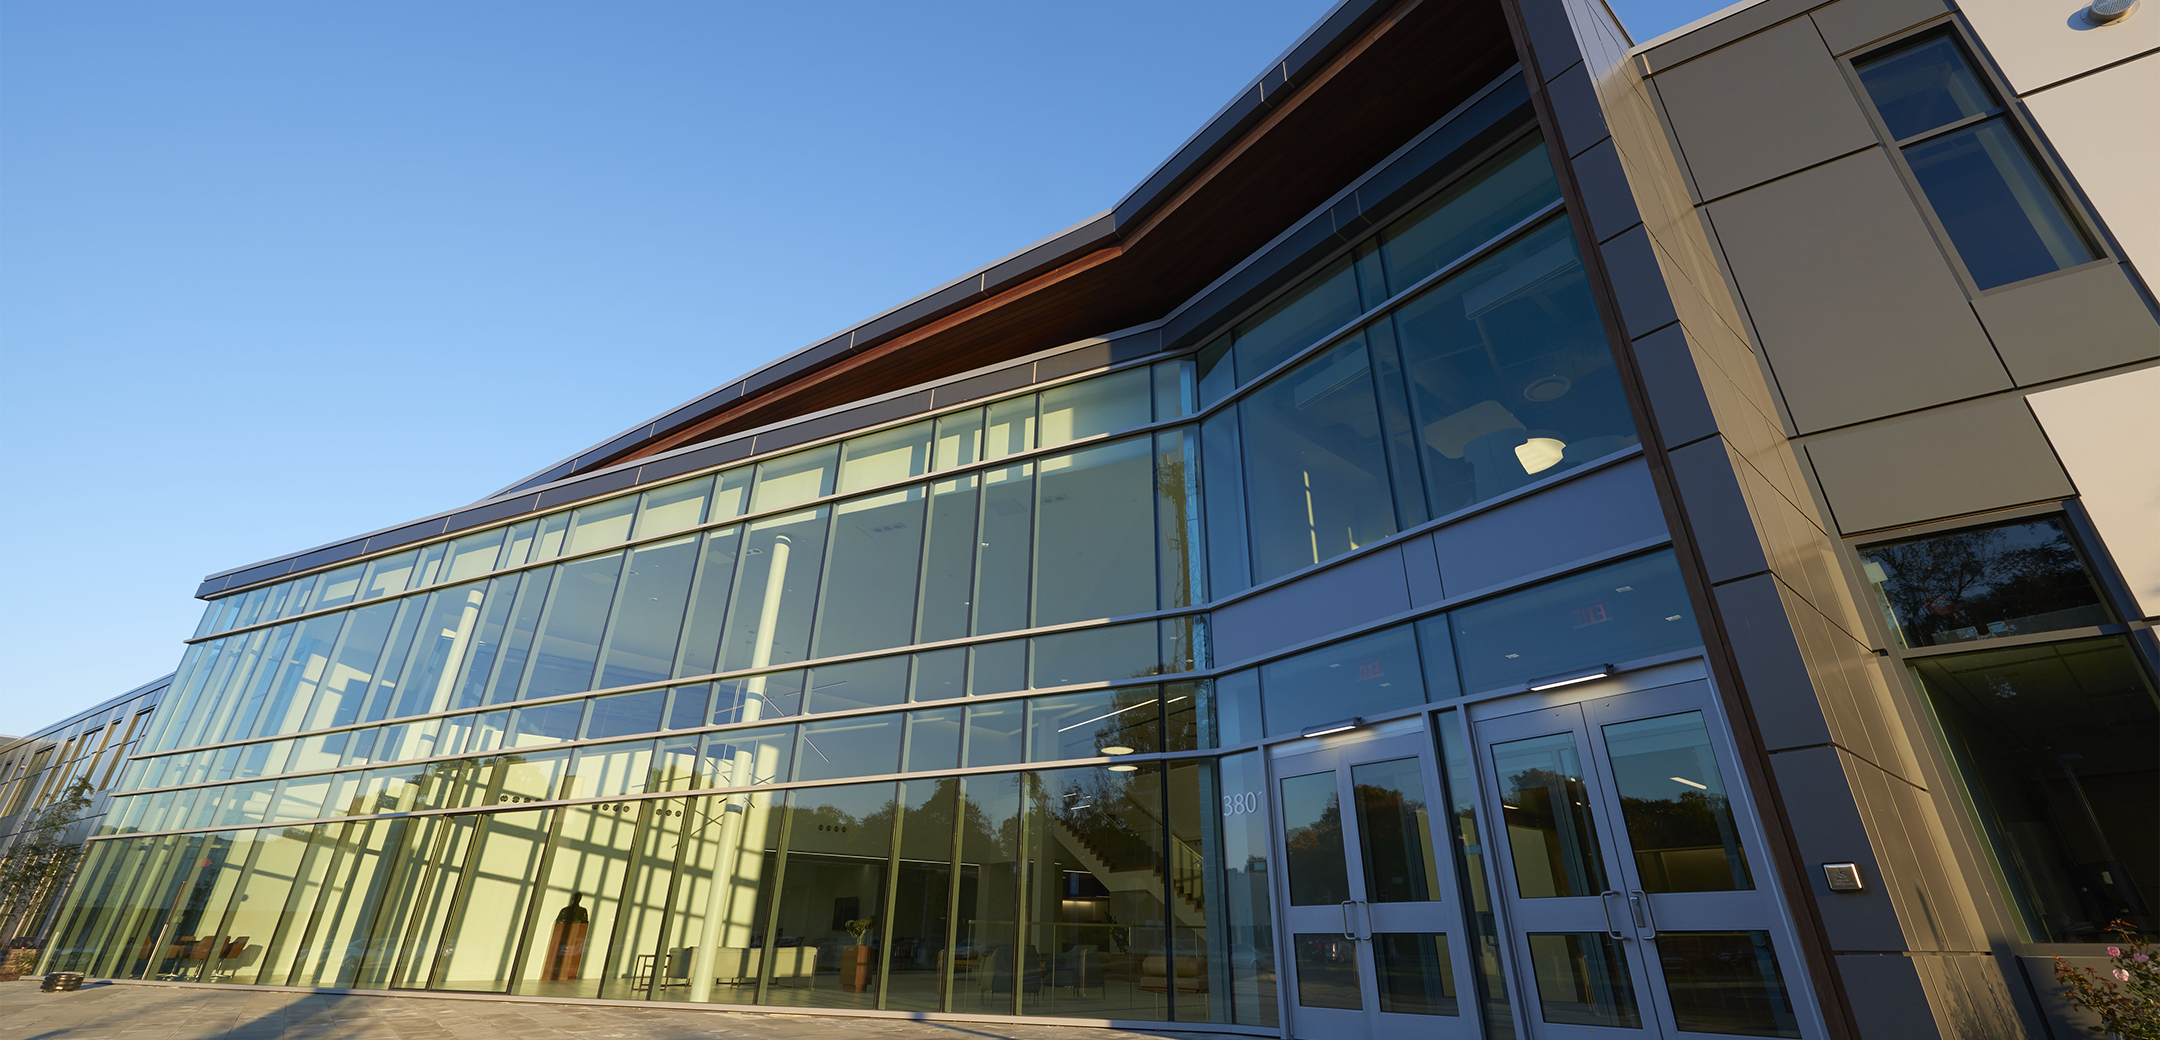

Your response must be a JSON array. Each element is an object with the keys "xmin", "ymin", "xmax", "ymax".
[
  {"xmin": 1670, "ymin": 776, "xmax": 1708, "ymax": 790},
  {"xmin": 1099, "ymin": 745, "xmax": 1135, "ymax": 756},
  {"xmin": 1107, "ymin": 763, "xmax": 1139, "ymax": 772},
  {"xmin": 1527, "ymin": 665, "xmax": 1613, "ymax": 692},
  {"xmin": 1515, "ymin": 437, "xmax": 1567, "ymax": 474}
]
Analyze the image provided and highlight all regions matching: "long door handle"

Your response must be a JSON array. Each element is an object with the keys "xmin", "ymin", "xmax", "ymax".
[
  {"xmin": 1342, "ymin": 900, "xmax": 1356, "ymax": 940},
  {"xmin": 1600, "ymin": 891, "xmax": 1630, "ymax": 940},
  {"xmin": 1630, "ymin": 891, "xmax": 1656, "ymax": 938}
]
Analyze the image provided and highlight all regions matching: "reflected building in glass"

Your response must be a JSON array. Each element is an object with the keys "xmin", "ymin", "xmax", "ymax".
[{"xmin": 38, "ymin": 0, "xmax": 2160, "ymax": 1037}]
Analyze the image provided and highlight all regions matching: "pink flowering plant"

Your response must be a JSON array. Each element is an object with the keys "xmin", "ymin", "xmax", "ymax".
[{"xmin": 2055, "ymin": 920, "xmax": 2160, "ymax": 1038}]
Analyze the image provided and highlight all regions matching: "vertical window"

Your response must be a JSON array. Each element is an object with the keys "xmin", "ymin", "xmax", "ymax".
[{"xmin": 1853, "ymin": 32, "xmax": 2098, "ymax": 289}]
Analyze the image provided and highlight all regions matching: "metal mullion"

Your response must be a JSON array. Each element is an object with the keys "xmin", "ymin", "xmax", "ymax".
[
  {"xmin": 1887, "ymin": 106, "xmax": 2004, "ymax": 148},
  {"xmin": 875, "ymin": 780, "xmax": 903, "ymax": 1010},
  {"xmin": 940, "ymin": 779, "xmax": 967, "ymax": 1014},
  {"xmin": 502, "ymin": 806, "xmax": 569, "ymax": 994},
  {"xmin": 1892, "ymin": 624, "xmax": 2127, "ymax": 660},
  {"xmin": 424, "ymin": 814, "xmax": 491, "ymax": 990},
  {"xmin": 751, "ymin": 791, "xmax": 799, "ymax": 1006}
]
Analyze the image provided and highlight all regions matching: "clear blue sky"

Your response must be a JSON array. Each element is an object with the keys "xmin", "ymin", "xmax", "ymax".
[{"xmin": 0, "ymin": 0, "xmax": 1724, "ymax": 737}]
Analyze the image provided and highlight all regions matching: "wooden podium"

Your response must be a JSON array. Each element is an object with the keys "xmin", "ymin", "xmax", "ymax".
[{"xmin": 542, "ymin": 922, "xmax": 587, "ymax": 981}]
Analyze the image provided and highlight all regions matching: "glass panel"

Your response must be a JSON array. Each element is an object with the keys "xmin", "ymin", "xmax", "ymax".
[
  {"xmin": 711, "ymin": 466, "xmax": 754, "ymax": 519},
  {"xmin": 1855, "ymin": 33, "xmax": 1998, "ymax": 140},
  {"xmin": 796, "ymin": 715, "xmax": 903, "ymax": 782},
  {"xmin": 522, "ymin": 552, "xmax": 625, "ymax": 701},
  {"xmin": 1033, "ymin": 437, "xmax": 1158, "ymax": 625},
  {"xmin": 1860, "ymin": 516, "xmax": 2110, "ymax": 649},
  {"xmin": 751, "ymin": 445, "xmax": 839, "ymax": 513},
  {"xmin": 1373, "ymin": 933, "xmax": 1456, "ymax": 1015},
  {"xmin": 1657, "ymin": 931, "xmax": 1802, "ymax": 1037},
  {"xmin": 984, "ymin": 396, "xmax": 1036, "ymax": 460},
  {"xmin": 1526, "ymin": 932, "xmax": 1640, "ymax": 1028},
  {"xmin": 666, "ymin": 684, "xmax": 710, "ymax": 730},
  {"xmin": 1905, "ymin": 117, "xmax": 2097, "ymax": 288},
  {"xmin": 1019, "ymin": 764, "xmax": 1168, "ymax": 1020},
  {"xmin": 1379, "ymin": 135, "xmax": 1562, "ymax": 295},
  {"xmin": 1217, "ymin": 751, "xmax": 1279, "ymax": 1026},
  {"xmin": 1436, "ymin": 712, "xmax": 1516, "ymax": 1038},
  {"xmin": 703, "ymin": 725, "xmax": 794, "ymax": 790},
  {"xmin": 484, "ymin": 569, "xmax": 558, "ymax": 706},
  {"xmin": 837, "ymin": 420, "xmax": 932, "ymax": 494},
  {"xmin": 1152, "ymin": 358, "xmax": 1194, "ymax": 420},
  {"xmin": 971, "ymin": 465, "xmax": 1033, "ymax": 636},
  {"xmin": 1603, "ymin": 711, "xmax": 1753, "ymax": 893},
  {"xmin": 518, "ymin": 802, "xmax": 633, "ymax": 997},
  {"xmin": 910, "ymin": 647, "xmax": 966, "ymax": 702},
  {"xmin": 1038, "ymin": 368, "xmax": 1151, "ymax": 448},
  {"xmin": 813, "ymin": 488, "xmax": 927, "ymax": 657},
  {"xmin": 672, "ymin": 527, "xmax": 742, "ymax": 679},
  {"xmin": 963, "ymin": 703, "xmax": 1024, "ymax": 768},
  {"xmin": 1452, "ymin": 550, "xmax": 1699, "ymax": 694},
  {"xmin": 904, "ymin": 707, "xmax": 962, "ymax": 772},
  {"xmin": 1491, "ymin": 733, "xmax": 1608, "ymax": 898},
  {"xmin": 714, "ymin": 671, "xmax": 803, "ymax": 724},
  {"xmin": 1351, "ymin": 757, "xmax": 1439, "ymax": 903},
  {"xmin": 442, "ymin": 530, "xmax": 507, "ymax": 584},
  {"xmin": 1156, "ymin": 428, "xmax": 1204, "ymax": 609},
  {"xmin": 413, "ymin": 543, "xmax": 450, "ymax": 589},
  {"xmin": 1292, "ymin": 933, "xmax": 1362, "ymax": 1009},
  {"xmin": 1240, "ymin": 337, "xmax": 1398, "ymax": 584},
  {"xmin": 1030, "ymin": 621, "xmax": 1159, "ymax": 689},
  {"xmin": 1026, "ymin": 687, "xmax": 1162, "ymax": 761},
  {"xmin": 1280, "ymin": 771, "xmax": 1351, "ymax": 906},
  {"xmin": 885, "ymin": 778, "xmax": 959, "ymax": 1012},
  {"xmin": 916, "ymin": 475, "xmax": 979, "ymax": 644},
  {"xmin": 1913, "ymin": 637, "xmax": 2159, "ymax": 941},
  {"xmin": 1260, "ymin": 626, "xmax": 1425, "ymax": 738},
  {"xmin": 1234, "ymin": 256, "xmax": 1364, "ymax": 385},
  {"xmin": 305, "ymin": 602, "xmax": 398, "ymax": 730},
  {"xmin": 595, "ymin": 537, "xmax": 698, "ymax": 689},
  {"xmin": 390, "ymin": 584, "xmax": 491, "ymax": 720},
  {"xmin": 313, "ymin": 564, "xmax": 366, "ymax": 611},
  {"xmin": 763, "ymin": 783, "xmax": 895, "ymax": 1009},
  {"xmin": 953, "ymin": 775, "xmax": 1021, "ymax": 1014},
  {"xmin": 1397, "ymin": 219, "xmax": 1635, "ymax": 517},
  {"xmin": 1199, "ymin": 408, "xmax": 1251, "ymax": 597},
  {"xmin": 498, "ymin": 520, "xmax": 539, "ymax": 569},
  {"xmin": 933, "ymin": 408, "xmax": 985, "ymax": 471},
  {"xmin": 361, "ymin": 551, "xmax": 419, "ymax": 601},
  {"xmin": 806, "ymin": 656, "xmax": 909, "ymax": 714},
  {"xmin": 1214, "ymin": 669, "xmax": 1264, "ymax": 746},
  {"xmin": 719, "ymin": 510, "xmax": 829, "ymax": 673},
  {"xmin": 633, "ymin": 475, "xmax": 713, "ymax": 539},
  {"xmin": 434, "ymin": 809, "xmax": 553, "ymax": 992},
  {"xmin": 586, "ymin": 688, "xmax": 667, "ymax": 740},
  {"xmin": 671, "ymin": 790, "xmax": 786, "ymax": 1004}
]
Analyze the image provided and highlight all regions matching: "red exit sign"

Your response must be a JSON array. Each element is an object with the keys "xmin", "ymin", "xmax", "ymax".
[
  {"xmin": 1573, "ymin": 604, "xmax": 1610, "ymax": 629},
  {"xmin": 1356, "ymin": 661, "xmax": 1386, "ymax": 680}
]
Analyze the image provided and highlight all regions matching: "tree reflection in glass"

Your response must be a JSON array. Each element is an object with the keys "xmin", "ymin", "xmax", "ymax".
[{"xmin": 1860, "ymin": 517, "xmax": 2109, "ymax": 649}]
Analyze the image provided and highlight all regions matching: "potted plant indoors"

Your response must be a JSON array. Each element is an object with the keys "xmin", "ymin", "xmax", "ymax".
[{"xmin": 841, "ymin": 918, "xmax": 876, "ymax": 993}]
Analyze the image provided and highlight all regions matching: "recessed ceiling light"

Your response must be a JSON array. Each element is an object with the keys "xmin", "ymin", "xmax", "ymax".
[
  {"xmin": 1107, "ymin": 763, "xmax": 1138, "ymax": 772},
  {"xmin": 1099, "ymin": 745, "xmax": 1135, "ymax": 756}
]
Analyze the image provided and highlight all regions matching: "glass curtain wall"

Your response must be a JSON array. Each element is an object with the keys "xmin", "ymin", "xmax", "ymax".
[
  {"xmin": 50, "ymin": 760, "xmax": 1270, "ymax": 1025},
  {"xmin": 1204, "ymin": 136, "xmax": 1638, "ymax": 591}
]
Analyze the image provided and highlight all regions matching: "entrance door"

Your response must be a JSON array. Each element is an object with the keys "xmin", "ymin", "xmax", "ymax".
[
  {"xmin": 1474, "ymin": 678, "xmax": 1818, "ymax": 1039},
  {"xmin": 1272, "ymin": 720, "xmax": 1480, "ymax": 1040}
]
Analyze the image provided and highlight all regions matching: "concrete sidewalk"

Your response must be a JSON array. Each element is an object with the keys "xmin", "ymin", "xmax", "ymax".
[{"xmin": 0, "ymin": 980, "xmax": 1255, "ymax": 1040}]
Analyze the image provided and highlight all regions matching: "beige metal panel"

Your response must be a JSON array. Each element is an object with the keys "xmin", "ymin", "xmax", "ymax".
[
  {"xmin": 1972, "ymin": 262, "xmax": 2160, "ymax": 384},
  {"xmin": 2022, "ymin": 56, "xmax": 2160, "ymax": 273},
  {"xmin": 1959, "ymin": 0, "xmax": 2160, "ymax": 93},
  {"xmin": 2026, "ymin": 365, "xmax": 2160, "ymax": 618},
  {"xmin": 1654, "ymin": 16, "xmax": 1879, "ymax": 200},
  {"xmin": 1802, "ymin": 394, "xmax": 2074, "ymax": 533},
  {"xmin": 1707, "ymin": 149, "xmax": 2009, "ymax": 432}
]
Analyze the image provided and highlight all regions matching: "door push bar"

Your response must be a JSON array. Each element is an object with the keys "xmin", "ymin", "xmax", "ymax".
[
  {"xmin": 1339, "ymin": 900, "xmax": 1374, "ymax": 940},
  {"xmin": 1600, "ymin": 890, "xmax": 1658, "ymax": 940}
]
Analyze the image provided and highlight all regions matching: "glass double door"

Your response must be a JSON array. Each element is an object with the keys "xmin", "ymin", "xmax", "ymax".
[
  {"xmin": 1274, "ymin": 723, "xmax": 1479, "ymax": 1040},
  {"xmin": 1472, "ymin": 678, "xmax": 1817, "ymax": 1039}
]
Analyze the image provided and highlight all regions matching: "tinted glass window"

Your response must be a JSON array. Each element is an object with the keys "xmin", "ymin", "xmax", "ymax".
[
  {"xmin": 1903, "ymin": 118, "xmax": 2096, "ymax": 288},
  {"xmin": 1391, "ymin": 216, "xmax": 1636, "ymax": 517},
  {"xmin": 1451, "ymin": 551, "xmax": 1699, "ymax": 693},
  {"xmin": 1914, "ymin": 637, "xmax": 2158, "ymax": 942},
  {"xmin": 1860, "ymin": 516, "xmax": 2109, "ymax": 649},
  {"xmin": 1240, "ymin": 337, "xmax": 1400, "ymax": 584},
  {"xmin": 1380, "ymin": 135, "xmax": 1561, "ymax": 294},
  {"xmin": 1260, "ymin": 626, "xmax": 1425, "ymax": 737},
  {"xmin": 1855, "ymin": 34, "xmax": 1997, "ymax": 139}
]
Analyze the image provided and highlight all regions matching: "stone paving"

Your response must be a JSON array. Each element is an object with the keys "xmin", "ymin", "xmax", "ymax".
[{"xmin": 0, "ymin": 980, "xmax": 1256, "ymax": 1040}]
